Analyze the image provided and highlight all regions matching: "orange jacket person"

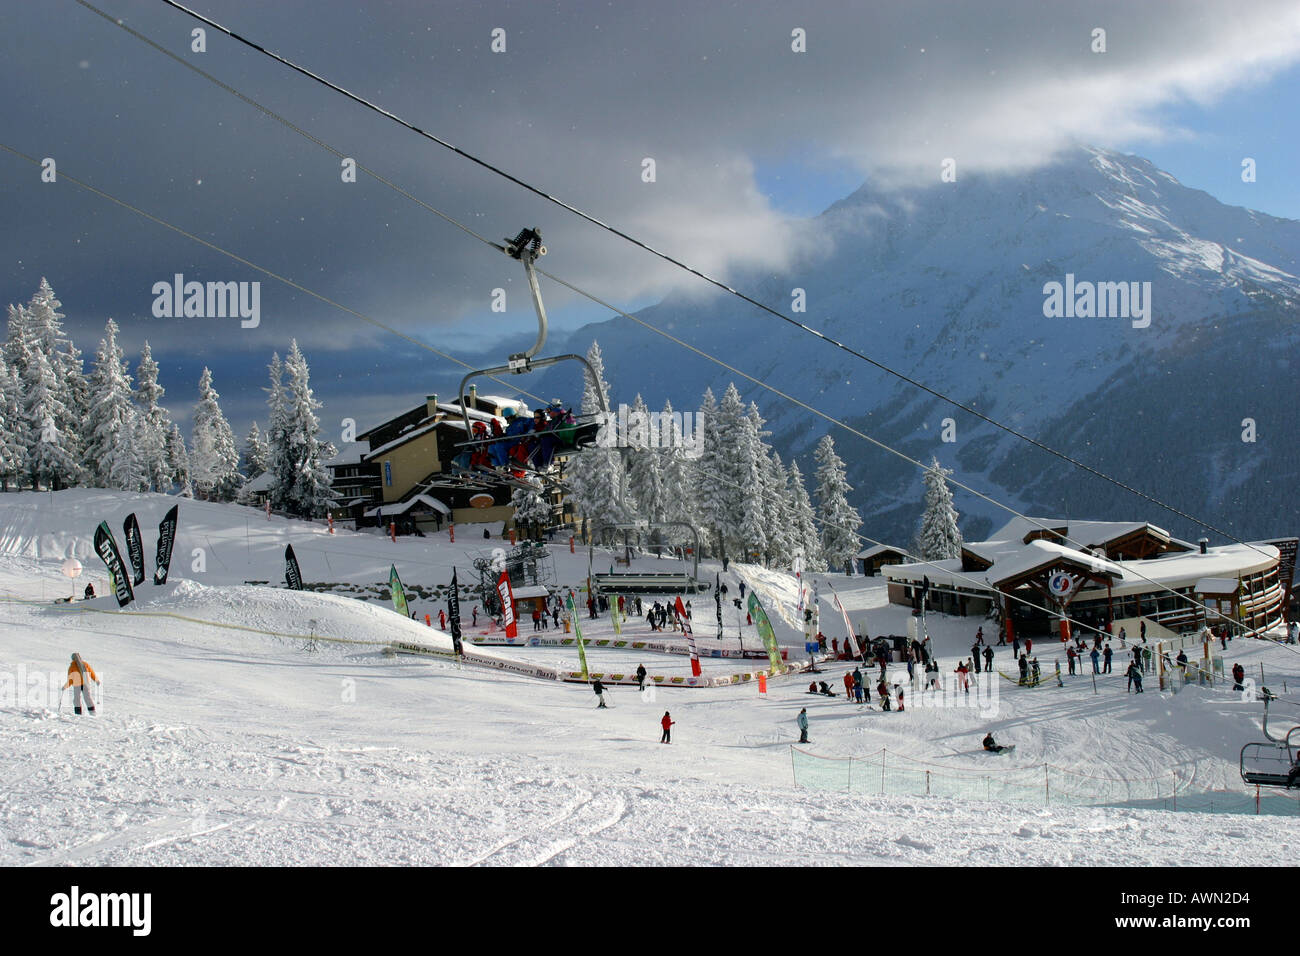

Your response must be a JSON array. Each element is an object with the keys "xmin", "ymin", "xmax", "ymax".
[{"xmin": 63, "ymin": 653, "xmax": 99, "ymax": 715}]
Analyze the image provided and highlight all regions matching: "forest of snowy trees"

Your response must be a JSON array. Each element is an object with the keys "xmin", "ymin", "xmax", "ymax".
[
  {"xmin": 2, "ymin": 279, "xmax": 335, "ymax": 518},
  {"xmin": 563, "ymin": 340, "xmax": 867, "ymax": 573}
]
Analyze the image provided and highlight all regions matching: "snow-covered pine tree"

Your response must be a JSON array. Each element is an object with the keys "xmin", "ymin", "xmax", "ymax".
[
  {"xmin": 787, "ymin": 458, "xmax": 825, "ymax": 573},
  {"xmin": 564, "ymin": 340, "xmax": 631, "ymax": 534},
  {"xmin": 730, "ymin": 400, "xmax": 768, "ymax": 563},
  {"xmin": 21, "ymin": 333, "xmax": 77, "ymax": 490},
  {"xmin": 165, "ymin": 422, "xmax": 191, "ymax": 498},
  {"xmin": 691, "ymin": 386, "xmax": 725, "ymax": 557},
  {"xmin": 24, "ymin": 279, "xmax": 87, "ymax": 484},
  {"xmin": 657, "ymin": 397, "xmax": 696, "ymax": 551},
  {"xmin": 0, "ymin": 352, "xmax": 25, "ymax": 490},
  {"xmin": 134, "ymin": 341, "xmax": 175, "ymax": 492},
  {"xmin": 274, "ymin": 341, "xmax": 337, "ymax": 517},
  {"xmin": 918, "ymin": 456, "xmax": 963, "ymax": 561},
  {"xmin": 763, "ymin": 450, "xmax": 796, "ymax": 568},
  {"xmin": 510, "ymin": 476, "xmax": 552, "ymax": 540},
  {"xmin": 243, "ymin": 421, "xmax": 269, "ymax": 479},
  {"xmin": 263, "ymin": 352, "xmax": 292, "ymax": 510},
  {"xmin": 625, "ymin": 393, "xmax": 666, "ymax": 524},
  {"xmin": 813, "ymin": 434, "xmax": 862, "ymax": 574},
  {"xmin": 5, "ymin": 303, "xmax": 30, "ymax": 383},
  {"xmin": 189, "ymin": 367, "xmax": 242, "ymax": 501},
  {"xmin": 86, "ymin": 319, "xmax": 143, "ymax": 490}
]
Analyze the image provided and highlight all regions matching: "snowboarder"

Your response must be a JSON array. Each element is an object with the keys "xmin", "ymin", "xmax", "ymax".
[
  {"xmin": 63, "ymin": 654, "xmax": 99, "ymax": 715},
  {"xmin": 796, "ymin": 708, "xmax": 809, "ymax": 743},
  {"xmin": 593, "ymin": 679, "xmax": 607, "ymax": 708},
  {"xmin": 661, "ymin": 711, "xmax": 674, "ymax": 744},
  {"xmin": 636, "ymin": 663, "xmax": 648, "ymax": 692},
  {"xmin": 83, "ymin": 583, "xmax": 95, "ymax": 600},
  {"xmin": 982, "ymin": 733, "xmax": 1006, "ymax": 753}
]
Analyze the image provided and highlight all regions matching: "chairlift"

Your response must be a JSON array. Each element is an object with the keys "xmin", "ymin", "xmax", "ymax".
[
  {"xmin": 1239, "ymin": 688, "xmax": 1300, "ymax": 788},
  {"xmin": 453, "ymin": 228, "xmax": 609, "ymax": 489},
  {"xmin": 591, "ymin": 522, "xmax": 710, "ymax": 596}
]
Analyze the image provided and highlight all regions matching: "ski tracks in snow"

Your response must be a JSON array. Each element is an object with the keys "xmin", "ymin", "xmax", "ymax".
[{"xmin": 462, "ymin": 788, "xmax": 630, "ymax": 867}]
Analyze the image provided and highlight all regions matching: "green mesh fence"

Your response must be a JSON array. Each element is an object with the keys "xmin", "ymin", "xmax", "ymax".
[{"xmin": 791, "ymin": 747, "xmax": 1300, "ymax": 817}]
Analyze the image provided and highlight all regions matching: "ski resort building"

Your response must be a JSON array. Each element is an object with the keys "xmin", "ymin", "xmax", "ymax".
[
  {"xmin": 855, "ymin": 545, "xmax": 909, "ymax": 577},
  {"xmin": 883, "ymin": 517, "xmax": 1291, "ymax": 640},
  {"xmin": 328, "ymin": 387, "xmax": 530, "ymax": 531}
]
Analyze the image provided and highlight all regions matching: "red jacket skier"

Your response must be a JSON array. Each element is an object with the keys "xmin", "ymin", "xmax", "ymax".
[{"xmin": 660, "ymin": 711, "xmax": 675, "ymax": 744}]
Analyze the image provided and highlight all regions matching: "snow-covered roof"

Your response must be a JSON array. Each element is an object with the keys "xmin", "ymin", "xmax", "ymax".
[
  {"xmin": 984, "ymin": 516, "xmax": 1170, "ymax": 550},
  {"xmin": 511, "ymin": 585, "xmax": 551, "ymax": 600},
  {"xmin": 985, "ymin": 539, "xmax": 1123, "ymax": 588},
  {"xmin": 855, "ymin": 544, "xmax": 907, "ymax": 560},
  {"xmin": 364, "ymin": 494, "xmax": 451, "ymax": 517},
  {"xmin": 324, "ymin": 441, "xmax": 371, "ymax": 467},
  {"xmin": 243, "ymin": 472, "xmax": 274, "ymax": 493}
]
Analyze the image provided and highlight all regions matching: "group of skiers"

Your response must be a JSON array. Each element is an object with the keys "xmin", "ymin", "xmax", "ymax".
[{"xmin": 454, "ymin": 401, "xmax": 580, "ymax": 476}]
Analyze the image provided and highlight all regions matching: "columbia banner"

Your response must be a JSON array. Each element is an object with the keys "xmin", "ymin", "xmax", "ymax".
[
  {"xmin": 153, "ymin": 504, "xmax": 178, "ymax": 585},
  {"xmin": 448, "ymin": 569, "xmax": 464, "ymax": 656},
  {"xmin": 122, "ymin": 513, "xmax": 145, "ymax": 587},
  {"xmin": 674, "ymin": 596, "xmax": 701, "ymax": 677},
  {"xmin": 285, "ymin": 544, "xmax": 303, "ymax": 590},
  {"xmin": 747, "ymin": 592, "xmax": 782, "ymax": 673},
  {"xmin": 497, "ymin": 570, "xmax": 517, "ymax": 639},
  {"xmin": 610, "ymin": 593, "xmax": 622, "ymax": 636},
  {"xmin": 93, "ymin": 521, "xmax": 134, "ymax": 608},
  {"xmin": 389, "ymin": 565, "xmax": 409, "ymax": 618},
  {"xmin": 566, "ymin": 591, "xmax": 590, "ymax": 681}
]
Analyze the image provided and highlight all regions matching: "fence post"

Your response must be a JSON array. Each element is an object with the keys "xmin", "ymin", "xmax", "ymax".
[{"xmin": 926, "ymin": 770, "xmax": 931, "ymax": 796}]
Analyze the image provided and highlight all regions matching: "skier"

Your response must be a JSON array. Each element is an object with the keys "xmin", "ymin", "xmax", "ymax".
[
  {"xmin": 975, "ymin": 626, "xmax": 984, "ymax": 646},
  {"xmin": 1127, "ymin": 660, "xmax": 1144, "ymax": 693},
  {"xmin": 983, "ymin": 645, "xmax": 994, "ymax": 673},
  {"xmin": 797, "ymin": 707, "xmax": 809, "ymax": 743},
  {"xmin": 592, "ymin": 678, "xmax": 607, "ymax": 708},
  {"xmin": 532, "ymin": 606, "xmax": 542, "ymax": 631},
  {"xmin": 1139, "ymin": 620, "xmax": 1147, "ymax": 643},
  {"xmin": 1025, "ymin": 637, "xmax": 1033, "ymax": 657},
  {"xmin": 660, "ymin": 711, "xmax": 675, "ymax": 744},
  {"xmin": 1031, "ymin": 657, "xmax": 1041, "ymax": 686},
  {"xmin": 877, "ymin": 680, "xmax": 891, "ymax": 710},
  {"xmin": 1231, "ymin": 662, "xmax": 1245, "ymax": 692},
  {"xmin": 896, "ymin": 685, "xmax": 905, "ymax": 712},
  {"xmin": 1066, "ymin": 644, "xmax": 1077, "ymax": 675},
  {"xmin": 842, "ymin": 671, "xmax": 855, "ymax": 700},
  {"xmin": 1089, "ymin": 647, "xmax": 1101, "ymax": 674},
  {"xmin": 1017, "ymin": 654, "xmax": 1029, "ymax": 686},
  {"xmin": 982, "ymin": 733, "xmax": 1006, "ymax": 753},
  {"xmin": 636, "ymin": 663, "xmax": 648, "ymax": 692},
  {"xmin": 63, "ymin": 654, "xmax": 99, "ymax": 715},
  {"xmin": 471, "ymin": 605, "xmax": 478, "ymax": 627},
  {"xmin": 1102, "ymin": 643, "xmax": 1113, "ymax": 674},
  {"xmin": 738, "ymin": 579, "xmax": 746, "ymax": 599}
]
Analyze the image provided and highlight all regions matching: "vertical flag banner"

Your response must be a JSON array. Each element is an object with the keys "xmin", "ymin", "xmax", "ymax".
[
  {"xmin": 154, "ymin": 504, "xmax": 179, "ymax": 585},
  {"xmin": 389, "ymin": 565, "xmax": 409, "ymax": 618},
  {"xmin": 715, "ymin": 573, "xmax": 723, "ymax": 640},
  {"xmin": 497, "ymin": 570, "xmax": 517, "ymax": 639},
  {"xmin": 285, "ymin": 544, "xmax": 303, "ymax": 590},
  {"xmin": 566, "ymin": 591, "xmax": 590, "ymax": 680},
  {"xmin": 674, "ymin": 596, "xmax": 701, "ymax": 677},
  {"xmin": 748, "ymin": 592, "xmax": 783, "ymax": 673},
  {"xmin": 122, "ymin": 513, "xmax": 145, "ymax": 587},
  {"xmin": 448, "ymin": 569, "xmax": 463, "ymax": 656},
  {"xmin": 611, "ymin": 594, "xmax": 622, "ymax": 636},
  {"xmin": 93, "ymin": 521, "xmax": 134, "ymax": 608},
  {"xmin": 828, "ymin": 583, "xmax": 857, "ymax": 658}
]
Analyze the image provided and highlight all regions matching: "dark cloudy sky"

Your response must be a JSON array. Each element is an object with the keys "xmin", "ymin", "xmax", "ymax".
[{"xmin": 3, "ymin": 0, "xmax": 1299, "ymax": 440}]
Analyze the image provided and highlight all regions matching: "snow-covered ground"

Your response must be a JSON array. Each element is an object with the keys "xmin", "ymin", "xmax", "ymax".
[{"xmin": 1, "ymin": 491, "xmax": 1298, "ymax": 866}]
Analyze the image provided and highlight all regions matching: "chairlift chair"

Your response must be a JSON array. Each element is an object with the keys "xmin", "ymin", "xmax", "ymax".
[
  {"xmin": 1239, "ymin": 688, "xmax": 1300, "ymax": 788},
  {"xmin": 453, "ymin": 228, "xmax": 609, "ymax": 491}
]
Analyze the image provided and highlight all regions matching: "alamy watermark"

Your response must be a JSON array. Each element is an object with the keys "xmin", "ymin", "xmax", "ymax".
[
  {"xmin": 593, "ymin": 404, "xmax": 704, "ymax": 458},
  {"xmin": 151, "ymin": 273, "xmax": 260, "ymax": 328},
  {"xmin": 1042, "ymin": 273, "xmax": 1151, "ymax": 329}
]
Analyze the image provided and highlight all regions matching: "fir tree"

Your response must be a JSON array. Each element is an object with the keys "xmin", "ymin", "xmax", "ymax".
[
  {"xmin": 787, "ymin": 459, "xmax": 825, "ymax": 573},
  {"xmin": 691, "ymin": 386, "xmax": 725, "ymax": 557},
  {"xmin": 86, "ymin": 319, "xmax": 142, "ymax": 489},
  {"xmin": 564, "ymin": 341, "xmax": 631, "ymax": 533},
  {"xmin": 919, "ymin": 456, "xmax": 963, "ymax": 560},
  {"xmin": 814, "ymin": 435, "xmax": 862, "ymax": 573},
  {"xmin": 243, "ymin": 421, "xmax": 269, "ymax": 478},
  {"xmin": 134, "ymin": 342, "xmax": 175, "ymax": 491},
  {"xmin": 272, "ymin": 341, "xmax": 336, "ymax": 517},
  {"xmin": 0, "ymin": 353, "xmax": 25, "ymax": 490},
  {"xmin": 24, "ymin": 279, "xmax": 87, "ymax": 484},
  {"xmin": 510, "ymin": 476, "xmax": 552, "ymax": 540},
  {"xmin": 189, "ymin": 367, "xmax": 242, "ymax": 501},
  {"xmin": 763, "ymin": 451, "xmax": 796, "ymax": 568},
  {"xmin": 165, "ymin": 422, "xmax": 191, "ymax": 498},
  {"xmin": 626, "ymin": 394, "xmax": 666, "ymax": 524}
]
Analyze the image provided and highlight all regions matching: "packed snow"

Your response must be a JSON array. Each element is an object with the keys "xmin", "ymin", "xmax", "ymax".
[{"xmin": 1, "ymin": 491, "xmax": 1297, "ymax": 866}]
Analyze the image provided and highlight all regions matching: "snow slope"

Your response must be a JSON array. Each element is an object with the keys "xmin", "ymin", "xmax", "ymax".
[{"xmin": 1, "ymin": 492, "xmax": 1298, "ymax": 866}]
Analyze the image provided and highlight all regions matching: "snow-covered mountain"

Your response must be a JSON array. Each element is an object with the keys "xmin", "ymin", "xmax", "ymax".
[{"xmin": 541, "ymin": 146, "xmax": 1300, "ymax": 546}]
